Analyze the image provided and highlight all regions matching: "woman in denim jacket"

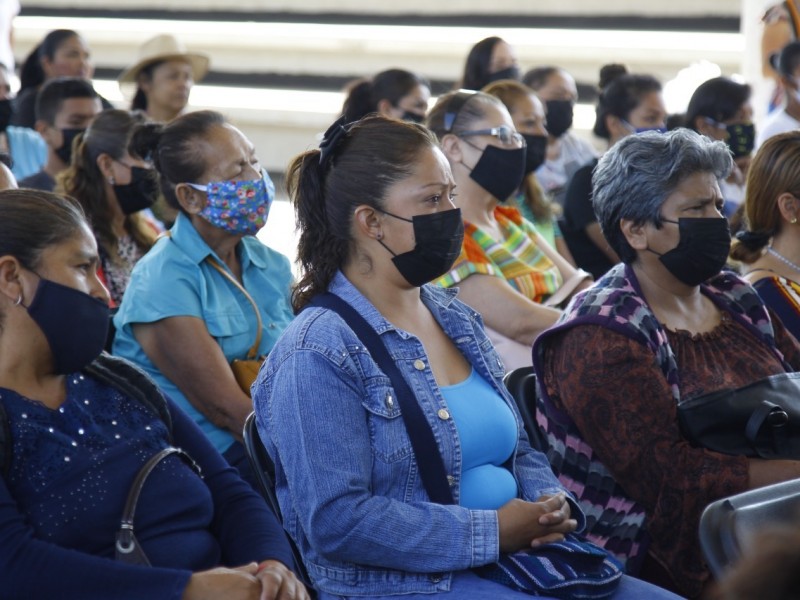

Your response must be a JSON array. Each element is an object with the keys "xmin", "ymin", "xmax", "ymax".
[{"xmin": 252, "ymin": 116, "xmax": 679, "ymax": 599}]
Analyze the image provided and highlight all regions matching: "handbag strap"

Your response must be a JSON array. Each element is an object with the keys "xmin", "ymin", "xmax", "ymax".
[
  {"xmin": 206, "ymin": 256, "xmax": 262, "ymax": 359},
  {"xmin": 310, "ymin": 293, "xmax": 455, "ymax": 505},
  {"xmin": 116, "ymin": 447, "xmax": 201, "ymax": 557}
]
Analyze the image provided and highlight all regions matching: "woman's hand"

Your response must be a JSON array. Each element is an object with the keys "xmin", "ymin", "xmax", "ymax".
[
  {"xmin": 497, "ymin": 494, "xmax": 578, "ymax": 553},
  {"xmin": 255, "ymin": 560, "xmax": 311, "ymax": 600},
  {"xmin": 182, "ymin": 564, "xmax": 261, "ymax": 600}
]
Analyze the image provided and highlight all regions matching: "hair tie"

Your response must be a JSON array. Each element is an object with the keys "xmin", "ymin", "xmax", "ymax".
[
  {"xmin": 319, "ymin": 116, "xmax": 354, "ymax": 170},
  {"xmin": 735, "ymin": 229, "xmax": 772, "ymax": 250}
]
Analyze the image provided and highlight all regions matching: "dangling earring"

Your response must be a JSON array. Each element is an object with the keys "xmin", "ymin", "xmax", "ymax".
[
  {"xmin": 14, "ymin": 293, "xmax": 22, "ymax": 306},
  {"xmin": 791, "ymin": 217, "xmax": 798, "ymax": 225},
  {"xmin": 108, "ymin": 176, "xmax": 115, "ymax": 186}
]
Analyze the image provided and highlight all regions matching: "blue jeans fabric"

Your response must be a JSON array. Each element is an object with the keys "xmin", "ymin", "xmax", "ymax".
[{"xmin": 316, "ymin": 571, "xmax": 684, "ymax": 599}]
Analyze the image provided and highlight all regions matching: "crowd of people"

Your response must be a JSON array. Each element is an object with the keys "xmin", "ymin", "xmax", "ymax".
[{"xmin": 1, "ymin": 13, "xmax": 799, "ymax": 600}]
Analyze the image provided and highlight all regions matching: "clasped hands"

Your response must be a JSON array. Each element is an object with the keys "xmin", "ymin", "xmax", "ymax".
[
  {"xmin": 183, "ymin": 559, "xmax": 311, "ymax": 600},
  {"xmin": 497, "ymin": 492, "xmax": 578, "ymax": 553}
]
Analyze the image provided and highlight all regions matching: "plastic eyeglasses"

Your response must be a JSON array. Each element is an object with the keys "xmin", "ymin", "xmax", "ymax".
[{"xmin": 457, "ymin": 126, "xmax": 526, "ymax": 148}]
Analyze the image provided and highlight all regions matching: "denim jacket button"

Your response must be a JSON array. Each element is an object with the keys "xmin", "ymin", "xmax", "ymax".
[
  {"xmin": 446, "ymin": 475, "xmax": 455, "ymax": 486},
  {"xmin": 437, "ymin": 408, "xmax": 450, "ymax": 420},
  {"xmin": 429, "ymin": 574, "xmax": 443, "ymax": 583},
  {"xmin": 385, "ymin": 393, "xmax": 394, "ymax": 408},
  {"xmin": 413, "ymin": 359, "xmax": 426, "ymax": 370}
]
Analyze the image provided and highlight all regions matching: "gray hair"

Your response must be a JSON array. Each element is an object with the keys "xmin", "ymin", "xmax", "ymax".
[{"xmin": 592, "ymin": 128, "xmax": 732, "ymax": 264}]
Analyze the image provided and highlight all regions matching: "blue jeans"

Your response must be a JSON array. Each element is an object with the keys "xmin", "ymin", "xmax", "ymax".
[{"xmin": 316, "ymin": 570, "xmax": 685, "ymax": 599}]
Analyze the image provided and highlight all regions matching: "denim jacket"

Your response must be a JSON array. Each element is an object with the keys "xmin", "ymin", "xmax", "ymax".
[{"xmin": 253, "ymin": 272, "xmax": 585, "ymax": 597}]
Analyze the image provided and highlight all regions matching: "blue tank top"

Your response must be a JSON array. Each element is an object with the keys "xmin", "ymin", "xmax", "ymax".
[{"xmin": 440, "ymin": 369, "xmax": 518, "ymax": 509}]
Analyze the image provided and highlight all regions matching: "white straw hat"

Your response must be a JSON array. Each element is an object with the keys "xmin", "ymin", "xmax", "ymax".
[{"xmin": 118, "ymin": 34, "xmax": 210, "ymax": 85}]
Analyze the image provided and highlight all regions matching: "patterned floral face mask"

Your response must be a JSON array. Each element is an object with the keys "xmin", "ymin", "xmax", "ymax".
[{"xmin": 186, "ymin": 169, "xmax": 275, "ymax": 235}]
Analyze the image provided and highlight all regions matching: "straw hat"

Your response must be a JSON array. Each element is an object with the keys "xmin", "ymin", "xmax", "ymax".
[{"xmin": 118, "ymin": 34, "xmax": 210, "ymax": 85}]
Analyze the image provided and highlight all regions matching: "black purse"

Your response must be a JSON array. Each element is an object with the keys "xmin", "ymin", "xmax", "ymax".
[
  {"xmin": 115, "ymin": 447, "xmax": 201, "ymax": 566},
  {"xmin": 677, "ymin": 372, "xmax": 800, "ymax": 459}
]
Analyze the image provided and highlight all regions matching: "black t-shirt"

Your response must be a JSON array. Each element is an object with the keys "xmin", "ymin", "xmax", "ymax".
[
  {"xmin": 560, "ymin": 159, "xmax": 615, "ymax": 279},
  {"xmin": 19, "ymin": 169, "xmax": 55, "ymax": 192}
]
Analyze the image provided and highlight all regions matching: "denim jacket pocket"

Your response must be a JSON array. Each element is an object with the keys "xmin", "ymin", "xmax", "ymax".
[
  {"xmin": 478, "ymin": 337, "xmax": 507, "ymax": 381},
  {"xmin": 362, "ymin": 377, "xmax": 414, "ymax": 463}
]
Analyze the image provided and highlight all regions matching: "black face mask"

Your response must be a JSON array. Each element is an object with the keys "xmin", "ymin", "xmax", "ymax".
[
  {"xmin": 544, "ymin": 99, "xmax": 574, "ymax": 138},
  {"xmin": 378, "ymin": 208, "xmax": 464, "ymax": 287},
  {"xmin": 0, "ymin": 98, "xmax": 13, "ymax": 133},
  {"xmin": 467, "ymin": 144, "xmax": 526, "ymax": 202},
  {"xmin": 24, "ymin": 276, "xmax": 110, "ymax": 374},
  {"xmin": 725, "ymin": 123, "xmax": 755, "ymax": 159},
  {"xmin": 522, "ymin": 134, "xmax": 548, "ymax": 174},
  {"xmin": 487, "ymin": 65, "xmax": 521, "ymax": 84},
  {"xmin": 55, "ymin": 128, "xmax": 85, "ymax": 165},
  {"xmin": 650, "ymin": 217, "xmax": 731, "ymax": 286},
  {"xmin": 401, "ymin": 111, "xmax": 425, "ymax": 124},
  {"xmin": 114, "ymin": 167, "xmax": 160, "ymax": 215}
]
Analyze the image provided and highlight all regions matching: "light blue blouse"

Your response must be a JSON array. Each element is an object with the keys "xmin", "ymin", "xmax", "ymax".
[
  {"xmin": 113, "ymin": 213, "xmax": 294, "ymax": 453},
  {"xmin": 440, "ymin": 368, "xmax": 518, "ymax": 510}
]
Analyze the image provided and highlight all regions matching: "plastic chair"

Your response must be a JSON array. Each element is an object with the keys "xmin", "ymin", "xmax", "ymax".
[
  {"xmin": 503, "ymin": 366, "xmax": 548, "ymax": 452},
  {"xmin": 699, "ymin": 478, "xmax": 800, "ymax": 577},
  {"xmin": 242, "ymin": 412, "xmax": 315, "ymax": 594}
]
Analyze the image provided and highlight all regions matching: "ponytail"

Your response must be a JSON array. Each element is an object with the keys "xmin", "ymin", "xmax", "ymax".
[
  {"xmin": 19, "ymin": 43, "xmax": 45, "ymax": 92},
  {"xmin": 730, "ymin": 230, "xmax": 771, "ymax": 264},
  {"xmin": 341, "ymin": 79, "xmax": 374, "ymax": 122},
  {"xmin": 287, "ymin": 150, "xmax": 349, "ymax": 312}
]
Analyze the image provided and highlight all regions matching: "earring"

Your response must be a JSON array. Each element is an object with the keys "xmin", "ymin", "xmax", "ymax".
[
  {"xmin": 376, "ymin": 232, "xmax": 383, "ymax": 240},
  {"xmin": 792, "ymin": 217, "xmax": 798, "ymax": 225},
  {"xmin": 14, "ymin": 293, "xmax": 22, "ymax": 306},
  {"xmin": 108, "ymin": 177, "xmax": 115, "ymax": 185}
]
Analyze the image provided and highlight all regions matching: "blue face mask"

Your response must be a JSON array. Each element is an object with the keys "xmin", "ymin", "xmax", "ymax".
[{"xmin": 622, "ymin": 119, "xmax": 667, "ymax": 135}]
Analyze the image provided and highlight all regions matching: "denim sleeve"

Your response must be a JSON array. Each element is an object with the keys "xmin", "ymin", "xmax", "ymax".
[
  {"xmin": 513, "ymin": 418, "xmax": 587, "ymax": 532},
  {"xmin": 255, "ymin": 347, "xmax": 500, "ymax": 572}
]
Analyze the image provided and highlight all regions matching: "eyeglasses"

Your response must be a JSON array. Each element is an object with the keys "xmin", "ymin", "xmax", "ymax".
[{"xmin": 458, "ymin": 126, "xmax": 526, "ymax": 148}]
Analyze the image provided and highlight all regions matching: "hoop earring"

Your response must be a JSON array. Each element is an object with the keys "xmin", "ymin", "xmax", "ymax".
[{"xmin": 14, "ymin": 293, "xmax": 22, "ymax": 306}]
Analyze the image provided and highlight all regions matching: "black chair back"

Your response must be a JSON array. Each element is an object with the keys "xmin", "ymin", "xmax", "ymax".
[
  {"xmin": 699, "ymin": 478, "xmax": 800, "ymax": 577},
  {"xmin": 503, "ymin": 366, "xmax": 548, "ymax": 452},
  {"xmin": 243, "ymin": 412, "xmax": 315, "ymax": 594}
]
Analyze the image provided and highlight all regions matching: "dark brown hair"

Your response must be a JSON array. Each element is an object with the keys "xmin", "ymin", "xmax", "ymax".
[
  {"xmin": 287, "ymin": 115, "xmax": 438, "ymax": 311},
  {"xmin": 57, "ymin": 109, "xmax": 156, "ymax": 265}
]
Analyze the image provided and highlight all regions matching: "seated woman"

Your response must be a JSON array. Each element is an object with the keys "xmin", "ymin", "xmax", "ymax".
[
  {"xmin": 522, "ymin": 66, "xmax": 598, "ymax": 208},
  {"xmin": 483, "ymin": 78, "xmax": 577, "ymax": 265},
  {"xmin": 459, "ymin": 36, "xmax": 520, "ymax": 90},
  {"xmin": 252, "ymin": 115, "xmax": 678, "ymax": 600},
  {"xmin": 427, "ymin": 90, "xmax": 591, "ymax": 371},
  {"xmin": 758, "ymin": 41, "xmax": 800, "ymax": 148},
  {"xmin": 532, "ymin": 128, "xmax": 800, "ymax": 598},
  {"xmin": 118, "ymin": 34, "xmax": 209, "ymax": 125},
  {"xmin": 684, "ymin": 77, "xmax": 754, "ymax": 218},
  {"xmin": 341, "ymin": 68, "xmax": 430, "ymax": 123},
  {"xmin": 0, "ymin": 189, "xmax": 308, "ymax": 599},
  {"xmin": 113, "ymin": 110, "xmax": 294, "ymax": 486},
  {"xmin": 732, "ymin": 131, "xmax": 800, "ymax": 340},
  {"xmin": 561, "ymin": 65, "xmax": 666, "ymax": 280},
  {"xmin": 56, "ymin": 109, "xmax": 161, "ymax": 306},
  {"xmin": 12, "ymin": 29, "xmax": 112, "ymax": 130}
]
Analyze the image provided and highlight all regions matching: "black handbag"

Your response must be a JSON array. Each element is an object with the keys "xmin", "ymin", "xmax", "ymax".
[{"xmin": 677, "ymin": 372, "xmax": 800, "ymax": 459}]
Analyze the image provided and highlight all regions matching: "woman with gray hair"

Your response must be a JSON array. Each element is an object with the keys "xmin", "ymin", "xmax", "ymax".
[{"xmin": 531, "ymin": 128, "xmax": 800, "ymax": 598}]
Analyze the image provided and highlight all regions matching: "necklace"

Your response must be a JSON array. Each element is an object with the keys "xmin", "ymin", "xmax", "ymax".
[{"xmin": 767, "ymin": 247, "xmax": 800, "ymax": 274}]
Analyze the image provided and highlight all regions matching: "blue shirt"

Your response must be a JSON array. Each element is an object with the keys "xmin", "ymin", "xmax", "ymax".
[
  {"xmin": 0, "ymin": 371, "xmax": 294, "ymax": 599},
  {"xmin": 440, "ymin": 369, "xmax": 518, "ymax": 510},
  {"xmin": 253, "ymin": 272, "xmax": 584, "ymax": 597},
  {"xmin": 113, "ymin": 213, "xmax": 294, "ymax": 453},
  {"xmin": 7, "ymin": 125, "xmax": 46, "ymax": 180}
]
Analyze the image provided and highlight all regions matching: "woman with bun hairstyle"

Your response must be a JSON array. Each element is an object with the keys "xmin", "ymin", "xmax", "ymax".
[
  {"xmin": 459, "ymin": 36, "xmax": 520, "ymax": 91},
  {"xmin": 13, "ymin": 29, "xmax": 112, "ymax": 129},
  {"xmin": 523, "ymin": 66, "xmax": 598, "ymax": 208},
  {"xmin": 113, "ymin": 110, "xmax": 293, "ymax": 485},
  {"xmin": 560, "ymin": 64, "xmax": 665, "ymax": 280},
  {"xmin": 56, "ymin": 109, "xmax": 160, "ymax": 305},
  {"xmin": 482, "ymin": 79, "xmax": 576, "ymax": 265},
  {"xmin": 758, "ymin": 41, "xmax": 800, "ymax": 147},
  {"xmin": 732, "ymin": 130, "xmax": 800, "ymax": 340},
  {"xmin": 341, "ymin": 68, "xmax": 430, "ymax": 123}
]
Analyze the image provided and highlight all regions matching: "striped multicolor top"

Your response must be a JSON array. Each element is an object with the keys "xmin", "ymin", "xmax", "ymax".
[
  {"xmin": 753, "ymin": 275, "xmax": 800, "ymax": 342},
  {"xmin": 435, "ymin": 205, "xmax": 562, "ymax": 303}
]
